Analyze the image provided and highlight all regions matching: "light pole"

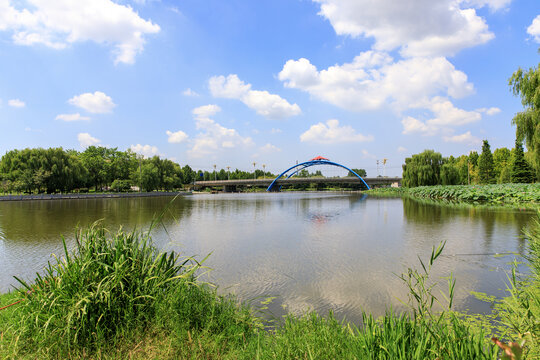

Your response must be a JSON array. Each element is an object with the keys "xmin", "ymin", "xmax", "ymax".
[
  {"xmin": 213, "ymin": 164, "xmax": 216, "ymax": 181},
  {"xmin": 252, "ymin": 162, "xmax": 257, "ymax": 180},
  {"xmin": 227, "ymin": 166, "xmax": 230, "ymax": 180},
  {"xmin": 262, "ymin": 164, "xmax": 266, "ymax": 179}
]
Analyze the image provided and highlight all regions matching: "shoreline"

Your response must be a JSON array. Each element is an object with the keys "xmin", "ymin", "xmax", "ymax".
[{"xmin": 0, "ymin": 191, "xmax": 192, "ymax": 202}]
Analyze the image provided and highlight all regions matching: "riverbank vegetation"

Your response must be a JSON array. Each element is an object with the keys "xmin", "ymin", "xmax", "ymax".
[
  {"xmin": 0, "ymin": 146, "xmax": 276, "ymax": 194},
  {"xmin": 1, "ymin": 216, "xmax": 539, "ymax": 359},
  {"xmin": 368, "ymin": 183, "xmax": 540, "ymax": 208}
]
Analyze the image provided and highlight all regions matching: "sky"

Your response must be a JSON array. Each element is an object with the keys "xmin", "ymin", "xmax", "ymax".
[{"xmin": 0, "ymin": 0, "xmax": 539, "ymax": 177}]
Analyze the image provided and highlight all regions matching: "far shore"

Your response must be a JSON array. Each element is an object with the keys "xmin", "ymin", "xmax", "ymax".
[{"xmin": 0, "ymin": 191, "xmax": 192, "ymax": 202}]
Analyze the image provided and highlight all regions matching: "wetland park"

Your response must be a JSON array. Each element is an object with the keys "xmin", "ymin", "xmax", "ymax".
[{"xmin": 1, "ymin": 1, "xmax": 540, "ymax": 358}]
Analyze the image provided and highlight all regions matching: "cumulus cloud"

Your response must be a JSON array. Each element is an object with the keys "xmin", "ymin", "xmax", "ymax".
[
  {"xmin": 401, "ymin": 97, "xmax": 482, "ymax": 135},
  {"xmin": 55, "ymin": 113, "xmax": 91, "ymax": 121},
  {"xmin": 279, "ymin": 52, "xmax": 474, "ymax": 112},
  {"xmin": 8, "ymin": 99, "xmax": 25, "ymax": 107},
  {"xmin": 192, "ymin": 104, "xmax": 221, "ymax": 118},
  {"xmin": 313, "ymin": 0, "xmax": 494, "ymax": 57},
  {"xmin": 69, "ymin": 91, "xmax": 116, "ymax": 113},
  {"xmin": 209, "ymin": 74, "xmax": 301, "ymax": 119},
  {"xmin": 182, "ymin": 88, "xmax": 199, "ymax": 97},
  {"xmin": 397, "ymin": 146, "xmax": 408, "ymax": 153},
  {"xmin": 443, "ymin": 131, "xmax": 481, "ymax": 144},
  {"xmin": 187, "ymin": 105, "xmax": 254, "ymax": 158},
  {"xmin": 166, "ymin": 130, "xmax": 188, "ymax": 143},
  {"xmin": 0, "ymin": 0, "xmax": 160, "ymax": 64},
  {"xmin": 477, "ymin": 107, "xmax": 501, "ymax": 115},
  {"xmin": 130, "ymin": 144, "xmax": 160, "ymax": 158},
  {"xmin": 527, "ymin": 15, "xmax": 540, "ymax": 43},
  {"xmin": 259, "ymin": 143, "xmax": 281, "ymax": 153},
  {"xmin": 461, "ymin": 0, "xmax": 512, "ymax": 11},
  {"xmin": 300, "ymin": 119, "xmax": 374, "ymax": 144},
  {"xmin": 78, "ymin": 132, "xmax": 100, "ymax": 148}
]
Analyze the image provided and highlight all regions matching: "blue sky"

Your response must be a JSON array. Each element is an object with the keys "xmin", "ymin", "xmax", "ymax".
[{"xmin": 0, "ymin": 0, "xmax": 539, "ymax": 176}]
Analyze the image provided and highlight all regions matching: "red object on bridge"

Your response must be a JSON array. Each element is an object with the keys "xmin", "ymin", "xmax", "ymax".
[{"xmin": 310, "ymin": 156, "xmax": 329, "ymax": 161}]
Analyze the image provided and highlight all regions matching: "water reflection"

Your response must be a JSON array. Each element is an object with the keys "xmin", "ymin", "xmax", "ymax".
[{"xmin": 0, "ymin": 193, "xmax": 535, "ymax": 325}]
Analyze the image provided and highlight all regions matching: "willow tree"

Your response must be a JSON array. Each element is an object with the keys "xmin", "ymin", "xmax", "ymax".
[
  {"xmin": 509, "ymin": 62, "xmax": 540, "ymax": 180},
  {"xmin": 402, "ymin": 150, "xmax": 443, "ymax": 187}
]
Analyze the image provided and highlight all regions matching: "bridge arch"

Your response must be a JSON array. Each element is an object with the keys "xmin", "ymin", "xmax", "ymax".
[{"xmin": 266, "ymin": 158, "xmax": 370, "ymax": 191}]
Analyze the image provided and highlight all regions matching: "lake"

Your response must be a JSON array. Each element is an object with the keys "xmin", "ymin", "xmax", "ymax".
[{"xmin": 0, "ymin": 192, "xmax": 534, "ymax": 324}]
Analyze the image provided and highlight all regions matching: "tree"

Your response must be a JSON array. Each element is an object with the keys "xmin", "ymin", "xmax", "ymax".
[
  {"xmin": 348, "ymin": 168, "xmax": 367, "ymax": 177},
  {"xmin": 511, "ymin": 138, "xmax": 535, "ymax": 183},
  {"xmin": 402, "ymin": 150, "xmax": 443, "ymax": 187},
  {"xmin": 509, "ymin": 63, "xmax": 540, "ymax": 180},
  {"xmin": 440, "ymin": 163, "xmax": 460, "ymax": 185},
  {"xmin": 478, "ymin": 140, "xmax": 495, "ymax": 184},
  {"xmin": 493, "ymin": 147, "xmax": 512, "ymax": 183}
]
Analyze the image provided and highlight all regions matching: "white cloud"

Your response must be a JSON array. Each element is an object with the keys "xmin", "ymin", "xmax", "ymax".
[
  {"xmin": 8, "ymin": 99, "xmax": 25, "ymax": 107},
  {"xmin": 0, "ymin": 0, "xmax": 160, "ymax": 64},
  {"xmin": 402, "ymin": 97, "xmax": 482, "ymax": 135},
  {"xmin": 443, "ymin": 131, "xmax": 481, "ymax": 144},
  {"xmin": 313, "ymin": 0, "xmax": 494, "ymax": 57},
  {"xmin": 361, "ymin": 149, "xmax": 377, "ymax": 159},
  {"xmin": 55, "ymin": 113, "xmax": 90, "ymax": 121},
  {"xmin": 279, "ymin": 52, "xmax": 474, "ymax": 112},
  {"xmin": 300, "ymin": 119, "xmax": 374, "ymax": 144},
  {"xmin": 69, "ymin": 91, "xmax": 116, "ymax": 114},
  {"xmin": 188, "ymin": 106, "xmax": 254, "ymax": 158},
  {"xmin": 78, "ymin": 132, "xmax": 101, "ymax": 148},
  {"xmin": 182, "ymin": 88, "xmax": 199, "ymax": 97},
  {"xmin": 477, "ymin": 107, "xmax": 501, "ymax": 115},
  {"xmin": 259, "ymin": 143, "xmax": 281, "ymax": 153},
  {"xmin": 461, "ymin": 0, "xmax": 512, "ymax": 11},
  {"xmin": 271, "ymin": 128, "xmax": 283, "ymax": 134},
  {"xmin": 130, "ymin": 144, "xmax": 160, "ymax": 158},
  {"xmin": 527, "ymin": 15, "xmax": 540, "ymax": 43},
  {"xmin": 209, "ymin": 74, "xmax": 301, "ymax": 119},
  {"xmin": 397, "ymin": 146, "xmax": 407, "ymax": 153},
  {"xmin": 166, "ymin": 130, "xmax": 188, "ymax": 143},
  {"xmin": 192, "ymin": 104, "xmax": 221, "ymax": 118}
]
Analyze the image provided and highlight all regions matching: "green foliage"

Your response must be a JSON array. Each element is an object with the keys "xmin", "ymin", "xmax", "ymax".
[
  {"xmin": 347, "ymin": 168, "xmax": 367, "ymax": 177},
  {"xmin": 11, "ymin": 224, "xmax": 195, "ymax": 352},
  {"xmin": 509, "ymin": 63, "xmax": 540, "ymax": 180},
  {"xmin": 402, "ymin": 149, "xmax": 444, "ymax": 187},
  {"xmin": 493, "ymin": 147, "xmax": 512, "ymax": 183},
  {"xmin": 110, "ymin": 179, "xmax": 132, "ymax": 192},
  {"xmin": 478, "ymin": 140, "xmax": 495, "ymax": 184},
  {"xmin": 511, "ymin": 139, "xmax": 535, "ymax": 183},
  {"xmin": 406, "ymin": 184, "xmax": 540, "ymax": 205}
]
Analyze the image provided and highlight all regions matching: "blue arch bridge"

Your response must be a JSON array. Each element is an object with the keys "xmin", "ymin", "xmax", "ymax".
[{"xmin": 193, "ymin": 157, "xmax": 401, "ymax": 192}]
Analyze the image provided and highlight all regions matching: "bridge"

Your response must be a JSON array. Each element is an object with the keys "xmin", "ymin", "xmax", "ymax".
[
  {"xmin": 194, "ymin": 157, "xmax": 401, "ymax": 192},
  {"xmin": 193, "ymin": 177, "xmax": 401, "ymax": 192}
]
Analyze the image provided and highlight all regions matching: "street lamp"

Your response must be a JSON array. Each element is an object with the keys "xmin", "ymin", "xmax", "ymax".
[
  {"xmin": 213, "ymin": 164, "xmax": 216, "ymax": 181},
  {"xmin": 262, "ymin": 164, "xmax": 266, "ymax": 179},
  {"xmin": 226, "ymin": 166, "xmax": 230, "ymax": 180},
  {"xmin": 252, "ymin": 162, "xmax": 257, "ymax": 180}
]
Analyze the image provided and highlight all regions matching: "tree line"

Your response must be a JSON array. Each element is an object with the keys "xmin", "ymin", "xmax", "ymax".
[
  {"xmin": 0, "ymin": 146, "xmax": 274, "ymax": 194},
  {"xmin": 402, "ymin": 138, "xmax": 535, "ymax": 187}
]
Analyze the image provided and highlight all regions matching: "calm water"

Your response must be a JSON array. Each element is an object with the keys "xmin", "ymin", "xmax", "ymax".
[{"xmin": 0, "ymin": 193, "xmax": 535, "ymax": 324}]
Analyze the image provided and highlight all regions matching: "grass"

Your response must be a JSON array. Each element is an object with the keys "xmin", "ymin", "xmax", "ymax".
[{"xmin": 2, "ymin": 215, "xmax": 540, "ymax": 359}]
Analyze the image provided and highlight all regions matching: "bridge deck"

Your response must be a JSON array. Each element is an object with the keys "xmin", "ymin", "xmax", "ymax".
[{"xmin": 194, "ymin": 177, "xmax": 401, "ymax": 187}]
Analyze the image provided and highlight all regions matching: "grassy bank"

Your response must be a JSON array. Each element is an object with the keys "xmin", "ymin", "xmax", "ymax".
[
  {"xmin": 368, "ymin": 183, "xmax": 540, "ymax": 207},
  {"xmin": 1, "ymin": 219, "xmax": 539, "ymax": 359}
]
